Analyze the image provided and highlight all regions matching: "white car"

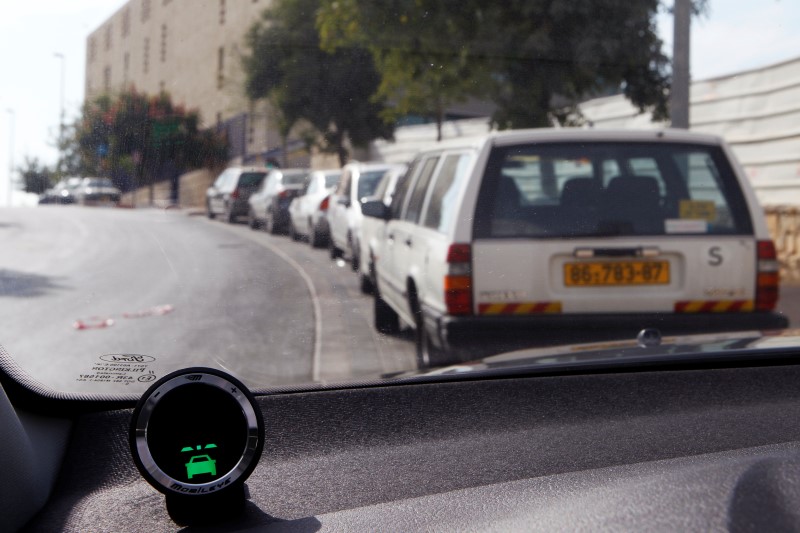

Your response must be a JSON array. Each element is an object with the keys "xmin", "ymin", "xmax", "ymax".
[
  {"xmin": 358, "ymin": 165, "xmax": 407, "ymax": 293},
  {"xmin": 363, "ymin": 129, "xmax": 787, "ymax": 368},
  {"xmin": 327, "ymin": 162, "xmax": 407, "ymax": 272},
  {"xmin": 287, "ymin": 170, "xmax": 342, "ymax": 246},
  {"xmin": 247, "ymin": 168, "xmax": 309, "ymax": 233}
]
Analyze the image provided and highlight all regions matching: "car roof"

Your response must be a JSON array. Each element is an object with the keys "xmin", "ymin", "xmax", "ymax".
[{"xmin": 413, "ymin": 128, "xmax": 725, "ymax": 154}]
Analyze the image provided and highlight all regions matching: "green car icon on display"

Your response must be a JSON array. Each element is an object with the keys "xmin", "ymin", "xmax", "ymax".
[{"xmin": 185, "ymin": 455, "xmax": 217, "ymax": 479}]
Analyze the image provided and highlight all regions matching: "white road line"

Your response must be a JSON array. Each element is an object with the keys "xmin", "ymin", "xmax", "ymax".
[{"xmin": 202, "ymin": 219, "xmax": 324, "ymax": 382}]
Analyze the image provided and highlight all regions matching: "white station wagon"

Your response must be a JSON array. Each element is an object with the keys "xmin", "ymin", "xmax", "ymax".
[{"xmin": 363, "ymin": 129, "xmax": 788, "ymax": 368}]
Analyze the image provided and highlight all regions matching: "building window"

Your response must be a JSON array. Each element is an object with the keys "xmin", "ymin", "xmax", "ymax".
[
  {"xmin": 123, "ymin": 52, "xmax": 130, "ymax": 83},
  {"xmin": 122, "ymin": 8, "xmax": 130, "ymax": 37},
  {"xmin": 103, "ymin": 66, "xmax": 111, "ymax": 91},
  {"xmin": 159, "ymin": 81, "xmax": 165, "ymax": 92},
  {"xmin": 163, "ymin": 0, "xmax": 171, "ymax": 4},
  {"xmin": 160, "ymin": 24, "xmax": 167, "ymax": 62},
  {"xmin": 89, "ymin": 37, "xmax": 96, "ymax": 63},
  {"xmin": 217, "ymin": 46, "xmax": 224, "ymax": 89},
  {"xmin": 219, "ymin": 0, "xmax": 226, "ymax": 25},
  {"xmin": 105, "ymin": 24, "xmax": 112, "ymax": 50},
  {"xmin": 142, "ymin": 0, "xmax": 151, "ymax": 22},
  {"xmin": 144, "ymin": 38, "xmax": 150, "ymax": 74}
]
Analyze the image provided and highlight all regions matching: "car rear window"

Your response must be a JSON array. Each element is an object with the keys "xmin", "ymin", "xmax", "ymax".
[
  {"xmin": 282, "ymin": 171, "xmax": 309, "ymax": 186},
  {"xmin": 238, "ymin": 172, "xmax": 267, "ymax": 187},
  {"xmin": 473, "ymin": 142, "xmax": 753, "ymax": 239},
  {"xmin": 324, "ymin": 172, "xmax": 342, "ymax": 188},
  {"xmin": 357, "ymin": 170, "xmax": 389, "ymax": 200}
]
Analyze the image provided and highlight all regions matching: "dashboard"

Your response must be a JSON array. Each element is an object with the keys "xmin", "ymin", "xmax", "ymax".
[{"xmin": 6, "ymin": 356, "xmax": 800, "ymax": 531}]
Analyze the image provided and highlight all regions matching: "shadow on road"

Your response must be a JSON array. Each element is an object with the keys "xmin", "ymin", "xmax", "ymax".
[{"xmin": 0, "ymin": 269, "xmax": 68, "ymax": 298}]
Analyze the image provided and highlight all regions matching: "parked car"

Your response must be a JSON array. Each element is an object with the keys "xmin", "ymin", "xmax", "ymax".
[
  {"xmin": 247, "ymin": 168, "xmax": 309, "ymax": 234},
  {"xmin": 287, "ymin": 169, "xmax": 342, "ymax": 246},
  {"xmin": 206, "ymin": 167, "xmax": 269, "ymax": 223},
  {"xmin": 74, "ymin": 177, "xmax": 121, "ymax": 206},
  {"xmin": 328, "ymin": 162, "xmax": 407, "ymax": 272},
  {"xmin": 358, "ymin": 165, "xmax": 408, "ymax": 293},
  {"xmin": 38, "ymin": 177, "xmax": 82, "ymax": 205},
  {"xmin": 363, "ymin": 129, "xmax": 788, "ymax": 369}
]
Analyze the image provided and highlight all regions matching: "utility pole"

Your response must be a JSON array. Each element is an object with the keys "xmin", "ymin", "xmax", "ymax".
[{"xmin": 671, "ymin": 0, "xmax": 691, "ymax": 129}]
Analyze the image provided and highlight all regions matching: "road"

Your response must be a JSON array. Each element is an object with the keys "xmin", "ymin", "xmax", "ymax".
[
  {"xmin": 2, "ymin": 205, "xmax": 800, "ymax": 396},
  {"xmin": 0, "ymin": 206, "xmax": 415, "ymax": 395}
]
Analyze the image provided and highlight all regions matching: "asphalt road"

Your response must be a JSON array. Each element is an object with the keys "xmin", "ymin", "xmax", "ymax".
[{"xmin": 0, "ymin": 206, "xmax": 415, "ymax": 395}]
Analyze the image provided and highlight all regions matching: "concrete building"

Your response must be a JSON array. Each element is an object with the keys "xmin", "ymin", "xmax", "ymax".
[{"xmin": 85, "ymin": 0, "xmax": 307, "ymax": 166}]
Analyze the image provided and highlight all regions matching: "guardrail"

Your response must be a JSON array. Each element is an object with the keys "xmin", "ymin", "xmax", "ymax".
[{"xmin": 765, "ymin": 206, "xmax": 800, "ymax": 284}]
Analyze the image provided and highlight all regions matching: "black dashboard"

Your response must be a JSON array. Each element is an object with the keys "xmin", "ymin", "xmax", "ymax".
[{"xmin": 8, "ymin": 358, "xmax": 800, "ymax": 531}]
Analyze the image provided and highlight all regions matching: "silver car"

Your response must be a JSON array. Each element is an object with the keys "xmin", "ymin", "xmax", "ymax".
[
  {"xmin": 288, "ymin": 170, "xmax": 342, "ymax": 246},
  {"xmin": 206, "ymin": 167, "xmax": 269, "ymax": 223}
]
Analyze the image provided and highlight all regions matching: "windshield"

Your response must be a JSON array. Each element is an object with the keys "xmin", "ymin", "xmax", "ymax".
[
  {"xmin": 0, "ymin": 1, "xmax": 798, "ymax": 397},
  {"xmin": 357, "ymin": 170, "xmax": 388, "ymax": 200}
]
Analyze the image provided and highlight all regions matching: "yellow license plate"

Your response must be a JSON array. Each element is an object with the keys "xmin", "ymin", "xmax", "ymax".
[{"xmin": 564, "ymin": 261, "xmax": 670, "ymax": 286}]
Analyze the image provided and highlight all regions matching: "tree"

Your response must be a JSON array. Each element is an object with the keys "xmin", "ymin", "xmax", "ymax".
[
  {"xmin": 242, "ymin": 0, "xmax": 393, "ymax": 166},
  {"xmin": 18, "ymin": 157, "xmax": 54, "ymax": 195},
  {"xmin": 317, "ymin": 0, "xmax": 675, "ymax": 131},
  {"xmin": 72, "ymin": 88, "xmax": 228, "ymax": 201},
  {"xmin": 317, "ymin": 0, "xmax": 493, "ymax": 140}
]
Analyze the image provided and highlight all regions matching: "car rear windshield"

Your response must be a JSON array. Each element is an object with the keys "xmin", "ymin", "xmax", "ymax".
[
  {"xmin": 357, "ymin": 170, "xmax": 389, "ymax": 199},
  {"xmin": 84, "ymin": 178, "xmax": 114, "ymax": 188},
  {"xmin": 238, "ymin": 172, "xmax": 267, "ymax": 187},
  {"xmin": 282, "ymin": 171, "xmax": 309, "ymax": 186},
  {"xmin": 324, "ymin": 172, "xmax": 342, "ymax": 188},
  {"xmin": 473, "ymin": 142, "xmax": 753, "ymax": 239}
]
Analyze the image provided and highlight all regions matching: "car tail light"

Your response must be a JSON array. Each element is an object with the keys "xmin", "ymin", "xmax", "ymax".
[
  {"xmin": 756, "ymin": 240, "xmax": 779, "ymax": 311},
  {"xmin": 319, "ymin": 195, "xmax": 330, "ymax": 212},
  {"xmin": 231, "ymin": 188, "xmax": 240, "ymax": 200},
  {"xmin": 445, "ymin": 244, "xmax": 472, "ymax": 315},
  {"xmin": 279, "ymin": 190, "xmax": 293, "ymax": 199}
]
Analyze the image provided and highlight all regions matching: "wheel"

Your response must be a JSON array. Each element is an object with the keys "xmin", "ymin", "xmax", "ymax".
[
  {"xmin": 248, "ymin": 209, "xmax": 260, "ymax": 230},
  {"xmin": 374, "ymin": 293, "xmax": 399, "ymax": 334},
  {"xmin": 289, "ymin": 220, "xmax": 300, "ymax": 241},
  {"xmin": 226, "ymin": 204, "xmax": 236, "ymax": 224},
  {"xmin": 359, "ymin": 273, "xmax": 374, "ymax": 295},
  {"xmin": 265, "ymin": 210, "xmax": 280, "ymax": 235},
  {"xmin": 309, "ymin": 219, "xmax": 326, "ymax": 248},
  {"xmin": 329, "ymin": 236, "xmax": 342, "ymax": 260},
  {"xmin": 414, "ymin": 308, "xmax": 447, "ymax": 369},
  {"xmin": 207, "ymin": 201, "xmax": 216, "ymax": 219}
]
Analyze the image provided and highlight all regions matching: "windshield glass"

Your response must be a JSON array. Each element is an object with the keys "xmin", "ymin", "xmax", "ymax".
[
  {"xmin": 0, "ymin": 1, "xmax": 798, "ymax": 396},
  {"xmin": 357, "ymin": 170, "xmax": 388, "ymax": 200}
]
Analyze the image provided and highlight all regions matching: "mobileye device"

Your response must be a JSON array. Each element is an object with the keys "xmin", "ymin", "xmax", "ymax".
[{"xmin": 129, "ymin": 367, "xmax": 264, "ymax": 524}]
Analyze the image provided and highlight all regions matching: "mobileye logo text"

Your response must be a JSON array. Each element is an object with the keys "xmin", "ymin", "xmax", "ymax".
[
  {"xmin": 100, "ymin": 354, "xmax": 156, "ymax": 363},
  {"xmin": 170, "ymin": 478, "xmax": 231, "ymax": 494}
]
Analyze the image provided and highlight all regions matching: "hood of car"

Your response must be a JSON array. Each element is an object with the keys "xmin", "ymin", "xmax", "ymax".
[{"xmin": 389, "ymin": 327, "xmax": 800, "ymax": 379}]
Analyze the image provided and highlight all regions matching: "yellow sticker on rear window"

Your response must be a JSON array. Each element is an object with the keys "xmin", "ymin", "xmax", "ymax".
[{"xmin": 679, "ymin": 200, "xmax": 716, "ymax": 221}]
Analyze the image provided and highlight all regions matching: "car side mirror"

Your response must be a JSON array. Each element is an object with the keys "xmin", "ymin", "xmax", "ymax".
[{"xmin": 361, "ymin": 199, "xmax": 389, "ymax": 220}]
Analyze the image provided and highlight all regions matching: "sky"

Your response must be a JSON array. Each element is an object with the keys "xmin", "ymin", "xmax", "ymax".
[{"xmin": 1, "ymin": 0, "xmax": 799, "ymax": 204}]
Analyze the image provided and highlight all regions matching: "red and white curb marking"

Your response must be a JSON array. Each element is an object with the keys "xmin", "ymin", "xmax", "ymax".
[{"xmin": 73, "ymin": 304, "xmax": 174, "ymax": 331}]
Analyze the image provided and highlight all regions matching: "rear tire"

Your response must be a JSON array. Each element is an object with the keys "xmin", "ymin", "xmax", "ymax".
[
  {"xmin": 265, "ymin": 210, "xmax": 280, "ymax": 235},
  {"xmin": 329, "ymin": 237, "xmax": 342, "ymax": 260},
  {"xmin": 374, "ymin": 293, "xmax": 399, "ymax": 334},
  {"xmin": 248, "ymin": 209, "xmax": 260, "ymax": 230},
  {"xmin": 414, "ymin": 310, "xmax": 447, "ymax": 369},
  {"xmin": 289, "ymin": 220, "xmax": 300, "ymax": 241},
  {"xmin": 207, "ymin": 201, "xmax": 216, "ymax": 219},
  {"xmin": 359, "ymin": 273, "xmax": 374, "ymax": 295}
]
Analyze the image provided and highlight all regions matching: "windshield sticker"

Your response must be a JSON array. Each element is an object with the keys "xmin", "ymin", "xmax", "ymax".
[
  {"xmin": 665, "ymin": 219, "xmax": 707, "ymax": 234},
  {"xmin": 76, "ymin": 354, "xmax": 158, "ymax": 387},
  {"xmin": 73, "ymin": 304, "xmax": 174, "ymax": 331},
  {"xmin": 679, "ymin": 200, "xmax": 716, "ymax": 221}
]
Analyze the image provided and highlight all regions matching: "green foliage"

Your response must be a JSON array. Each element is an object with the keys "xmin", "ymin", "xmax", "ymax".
[
  {"xmin": 72, "ymin": 88, "xmax": 228, "ymax": 191},
  {"xmin": 18, "ymin": 156, "xmax": 54, "ymax": 195},
  {"xmin": 318, "ymin": 0, "xmax": 672, "ymax": 130},
  {"xmin": 242, "ymin": 0, "xmax": 393, "ymax": 166}
]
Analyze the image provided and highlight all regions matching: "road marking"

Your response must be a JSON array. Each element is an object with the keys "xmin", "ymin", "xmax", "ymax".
[{"xmin": 203, "ymin": 219, "xmax": 323, "ymax": 382}]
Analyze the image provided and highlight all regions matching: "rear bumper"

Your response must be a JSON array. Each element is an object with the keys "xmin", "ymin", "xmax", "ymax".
[{"xmin": 428, "ymin": 310, "xmax": 789, "ymax": 362}]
